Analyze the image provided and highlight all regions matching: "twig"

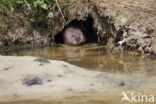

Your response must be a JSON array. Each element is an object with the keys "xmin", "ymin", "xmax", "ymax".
[
  {"xmin": 25, "ymin": 0, "xmax": 31, "ymax": 10},
  {"xmin": 55, "ymin": 0, "xmax": 67, "ymax": 25}
]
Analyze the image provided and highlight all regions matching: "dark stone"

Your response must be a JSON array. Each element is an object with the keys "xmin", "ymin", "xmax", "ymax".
[
  {"xmin": 63, "ymin": 64, "xmax": 68, "ymax": 67},
  {"xmin": 34, "ymin": 58, "xmax": 50, "ymax": 64},
  {"xmin": 119, "ymin": 82, "xmax": 125, "ymax": 87},
  {"xmin": 39, "ymin": 63, "xmax": 44, "ymax": 66},
  {"xmin": 47, "ymin": 79, "xmax": 52, "ymax": 82},
  {"xmin": 57, "ymin": 74, "xmax": 63, "ymax": 77},
  {"xmin": 151, "ymin": 52, "xmax": 156, "ymax": 60},
  {"xmin": 3, "ymin": 67, "xmax": 11, "ymax": 71},
  {"xmin": 23, "ymin": 77, "xmax": 43, "ymax": 86}
]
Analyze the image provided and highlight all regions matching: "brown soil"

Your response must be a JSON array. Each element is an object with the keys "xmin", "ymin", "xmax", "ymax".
[
  {"xmin": 0, "ymin": 0, "xmax": 156, "ymax": 57},
  {"xmin": 89, "ymin": 0, "xmax": 156, "ymax": 56}
]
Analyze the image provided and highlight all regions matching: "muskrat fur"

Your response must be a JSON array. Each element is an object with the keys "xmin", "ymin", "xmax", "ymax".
[{"xmin": 63, "ymin": 27, "xmax": 86, "ymax": 46}]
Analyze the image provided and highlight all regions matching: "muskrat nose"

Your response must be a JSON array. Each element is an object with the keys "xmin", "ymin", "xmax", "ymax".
[{"xmin": 75, "ymin": 37, "xmax": 80, "ymax": 43}]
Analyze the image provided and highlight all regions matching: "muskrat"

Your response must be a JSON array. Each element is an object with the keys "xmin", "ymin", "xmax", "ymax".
[{"xmin": 63, "ymin": 27, "xmax": 86, "ymax": 46}]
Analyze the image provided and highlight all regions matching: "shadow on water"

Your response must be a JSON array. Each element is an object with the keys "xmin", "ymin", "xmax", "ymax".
[{"xmin": 1, "ymin": 44, "xmax": 156, "ymax": 76}]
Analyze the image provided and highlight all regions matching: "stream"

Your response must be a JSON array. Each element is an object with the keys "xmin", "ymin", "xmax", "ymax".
[
  {"xmin": 1, "ymin": 44, "xmax": 156, "ymax": 76},
  {"xmin": 0, "ymin": 44, "xmax": 156, "ymax": 104}
]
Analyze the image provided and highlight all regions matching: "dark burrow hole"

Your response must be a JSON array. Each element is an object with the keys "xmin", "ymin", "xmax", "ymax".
[{"xmin": 54, "ymin": 16, "xmax": 98, "ymax": 45}]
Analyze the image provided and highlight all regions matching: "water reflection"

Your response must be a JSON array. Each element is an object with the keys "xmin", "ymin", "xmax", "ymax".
[{"xmin": 1, "ymin": 44, "xmax": 156, "ymax": 75}]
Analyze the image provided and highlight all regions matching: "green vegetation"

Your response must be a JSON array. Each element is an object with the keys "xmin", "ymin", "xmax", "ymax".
[{"xmin": 0, "ymin": 0, "xmax": 77, "ymax": 36}]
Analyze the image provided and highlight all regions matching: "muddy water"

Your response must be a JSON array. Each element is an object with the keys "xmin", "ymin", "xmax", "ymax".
[
  {"xmin": 1, "ymin": 44, "xmax": 156, "ymax": 104},
  {"xmin": 2, "ymin": 44, "xmax": 156, "ymax": 76},
  {"xmin": 0, "ymin": 92, "xmax": 124, "ymax": 104}
]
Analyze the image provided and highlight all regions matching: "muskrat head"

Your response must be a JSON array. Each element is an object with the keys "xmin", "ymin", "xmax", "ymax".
[{"xmin": 63, "ymin": 27, "xmax": 86, "ymax": 46}]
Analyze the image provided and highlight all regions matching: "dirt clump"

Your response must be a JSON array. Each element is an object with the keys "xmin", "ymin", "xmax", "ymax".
[{"xmin": 87, "ymin": 0, "xmax": 156, "ymax": 56}]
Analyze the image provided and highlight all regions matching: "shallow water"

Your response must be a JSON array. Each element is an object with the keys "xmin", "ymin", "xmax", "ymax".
[
  {"xmin": 1, "ymin": 44, "xmax": 156, "ymax": 76},
  {"xmin": 1, "ymin": 44, "xmax": 156, "ymax": 104}
]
